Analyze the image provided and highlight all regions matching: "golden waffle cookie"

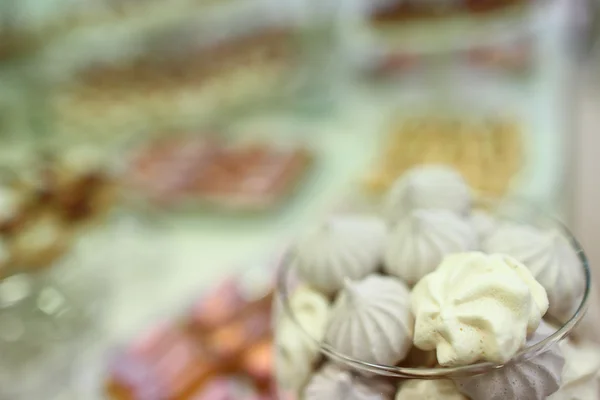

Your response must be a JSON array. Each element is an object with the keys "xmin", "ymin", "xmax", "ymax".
[{"xmin": 364, "ymin": 116, "xmax": 524, "ymax": 198}]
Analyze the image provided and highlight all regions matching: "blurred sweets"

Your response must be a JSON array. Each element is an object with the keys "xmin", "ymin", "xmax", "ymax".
[
  {"xmin": 107, "ymin": 273, "xmax": 277, "ymax": 400},
  {"xmin": 0, "ymin": 147, "xmax": 116, "ymax": 276},
  {"xmin": 364, "ymin": 116, "xmax": 523, "ymax": 197},
  {"xmin": 52, "ymin": 30, "xmax": 296, "ymax": 139},
  {"xmin": 127, "ymin": 135, "xmax": 313, "ymax": 211},
  {"xmin": 374, "ymin": 39, "xmax": 533, "ymax": 77},
  {"xmin": 370, "ymin": 0, "xmax": 528, "ymax": 23}
]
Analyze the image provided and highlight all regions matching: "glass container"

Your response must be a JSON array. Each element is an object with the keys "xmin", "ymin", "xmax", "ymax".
[
  {"xmin": 273, "ymin": 199, "xmax": 591, "ymax": 399},
  {"xmin": 0, "ymin": 272, "xmax": 95, "ymax": 400}
]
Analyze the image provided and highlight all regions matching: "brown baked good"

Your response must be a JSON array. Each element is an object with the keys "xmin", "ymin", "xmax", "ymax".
[
  {"xmin": 371, "ymin": 0, "xmax": 527, "ymax": 24},
  {"xmin": 8, "ymin": 212, "xmax": 72, "ymax": 270}
]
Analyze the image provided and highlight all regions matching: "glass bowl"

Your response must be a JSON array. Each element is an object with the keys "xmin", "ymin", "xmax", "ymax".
[{"xmin": 273, "ymin": 198, "xmax": 591, "ymax": 397}]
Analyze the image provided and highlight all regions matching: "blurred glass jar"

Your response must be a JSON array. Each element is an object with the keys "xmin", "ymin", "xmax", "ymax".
[{"xmin": 0, "ymin": 272, "xmax": 94, "ymax": 399}]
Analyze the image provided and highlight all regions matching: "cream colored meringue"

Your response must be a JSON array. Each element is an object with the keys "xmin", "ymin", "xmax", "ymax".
[
  {"xmin": 384, "ymin": 165, "xmax": 471, "ymax": 224},
  {"xmin": 396, "ymin": 379, "xmax": 467, "ymax": 400},
  {"xmin": 411, "ymin": 252, "xmax": 549, "ymax": 366},
  {"xmin": 483, "ymin": 223, "xmax": 585, "ymax": 322},
  {"xmin": 293, "ymin": 216, "xmax": 386, "ymax": 294},
  {"xmin": 384, "ymin": 209, "xmax": 477, "ymax": 285},
  {"xmin": 455, "ymin": 321, "xmax": 564, "ymax": 400},
  {"xmin": 548, "ymin": 339, "xmax": 600, "ymax": 400},
  {"xmin": 275, "ymin": 286, "xmax": 330, "ymax": 394},
  {"xmin": 470, "ymin": 209, "xmax": 498, "ymax": 240},
  {"xmin": 325, "ymin": 275, "xmax": 413, "ymax": 366},
  {"xmin": 304, "ymin": 363, "xmax": 395, "ymax": 400}
]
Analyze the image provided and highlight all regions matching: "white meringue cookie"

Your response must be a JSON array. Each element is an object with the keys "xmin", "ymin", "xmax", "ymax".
[
  {"xmin": 293, "ymin": 216, "xmax": 386, "ymax": 294},
  {"xmin": 470, "ymin": 209, "xmax": 499, "ymax": 240},
  {"xmin": 411, "ymin": 252, "xmax": 549, "ymax": 366},
  {"xmin": 304, "ymin": 363, "xmax": 395, "ymax": 400},
  {"xmin": 275, "ymin": 286, "xmax": 330, "ymax": 394},
  {"xmin": 384, "ymin": 165, "xmax": 471, "ymax": 224},
  {"xmin": 483, "ymin": 223, "xmax": 585, "ymax": 322},
  {"xmin": 455, "ymin": 321, "xmax": 564, "ymax": 400},
  {"xmin": 325, "ymin": 275, "xmax": 414, "ymax": 366},
  {"xmin": 396, "ymin": 379, "xmax": 467, "ymax": 400},
  {"xmin": 384, "ymin": 209, "xmax": 477, "ymax": 285},
  {"xmin": 548, "ymin": 339, "xmax": 600, "ymax": 400}
]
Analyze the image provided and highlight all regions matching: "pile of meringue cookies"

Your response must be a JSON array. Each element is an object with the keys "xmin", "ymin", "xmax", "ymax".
[{"xmin": 274, "ymin": 165, "xmax": 600, "ymax": 400}]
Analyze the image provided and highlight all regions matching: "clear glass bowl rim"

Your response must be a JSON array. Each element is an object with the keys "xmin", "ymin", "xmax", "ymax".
[{"xmin": 275, "ymin": 201, "xmax": 592, "ymax": 379}]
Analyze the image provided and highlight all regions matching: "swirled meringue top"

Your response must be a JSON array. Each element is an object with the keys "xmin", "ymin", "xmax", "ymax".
[
  {"xmin": 304, "ymin": 363, "xmax": 395, "ymax": 400},
  {"xmin": 455, "ymin": 320, "xmax": 564, "ymax": 400},
  {"xmin": 293, "ymin": 215, "xmax": 386, "ymax": 294},
  {"xmin": 384, "ymin": 209, "xmax": 477, "ymax": 285},
  {"xmin": 325, "ymin": 275, "xmax": 414, "ymax": 366},
  {"xmin": 411, "ymin": 252, "xmax": 549, "ymax": 366},
  {"xmin": 483, "ymin": 223, "xmax": 585, "ymax": 322},
  {"xmin": 384, "ymin": 165, "xmax": 471, "ymax": 224}
]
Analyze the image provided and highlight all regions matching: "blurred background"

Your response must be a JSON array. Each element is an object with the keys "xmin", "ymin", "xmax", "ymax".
[{"xmin": 0, "ymin": 0, "xmax": 599, "ymax": 398}]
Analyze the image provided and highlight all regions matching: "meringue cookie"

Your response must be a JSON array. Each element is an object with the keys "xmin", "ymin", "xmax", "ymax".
[
  {"xmin": 455, "ymin": 321, "xmax": 564, "ymax": 400},
  {"xmin": 411, "ymin": 252, "xmax": 549, "ymax": 366},
  {"xmin": 384, "ymin": 209, "xmax": 477, "ymax": 285},
  {"xmin": 548, "ymin": 339, "xmax": 600, "ymax": 400},
  {"xmin": 304, "ymin": 363, "xmax": 395, "ymax": 400},
  {"xmin": 293, "ymin": 216, "xmax": 386, "ymax": 294},
  {"xmin": 470, "ymin": 209, "xmax": 498, "ymax": 240},
  {"xmin": 326, "ymin": 275, "xmax": 413, "ymax": 366},
  {"xmin": 483, "ymin": 223, "xmax": 585, "ymax": 322},
  {"xmin": 384, "ymin": 165, "xmax": 471, "ymax": 224},
  {"xmin": 396, "ymin": 379, "xmax": 467, "ymax": 400},
  {"xmin": 275, "ymin": 286, "xmax": 330, "ymax": 394}
]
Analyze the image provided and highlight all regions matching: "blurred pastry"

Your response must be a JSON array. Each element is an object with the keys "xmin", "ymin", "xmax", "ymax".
[
  {"xmin": 371, "ymin": 0, "xmax": 526, "ymax": 23},
  {"xmin": 0, "ymin": 185, "xmax": 26, "ymax": 233},
  {"xmin": 8, "ymin": 212, "xmax": 71, "ymax": 269},
  {"xmin": 365, "ymin": 116, "xmax": 523, "ymax": 199}
]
